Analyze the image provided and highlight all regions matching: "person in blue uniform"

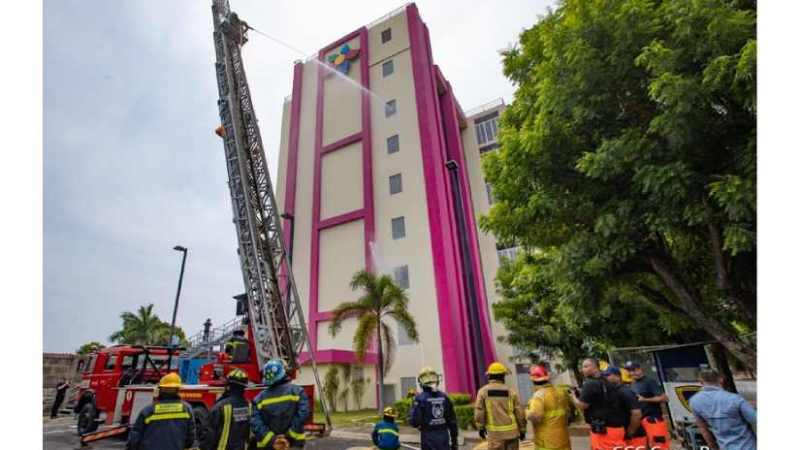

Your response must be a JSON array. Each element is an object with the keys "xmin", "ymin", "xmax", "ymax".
[
  {"xmin": 372, "ymin": 406, "xmax": 401, "ymax": 450},
  {"xmin": 250, "ymin": 359, "xmax": 310, "ymax": 449},
  {"xmin": 409, "ymin": 366, "xmax": 458, "ymax": 450},
  {"xmin": 124, "ymin": 373, "xmax": 196, "ymax": 450}
]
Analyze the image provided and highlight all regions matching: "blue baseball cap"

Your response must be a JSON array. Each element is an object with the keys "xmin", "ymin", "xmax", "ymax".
[
  {"xmin": 601, "ymin": 365, "xmax": 621, "ymax": 377},
  {"xmin": 624, "ymin": 361, "xmax": 641, "ymax": 370}
]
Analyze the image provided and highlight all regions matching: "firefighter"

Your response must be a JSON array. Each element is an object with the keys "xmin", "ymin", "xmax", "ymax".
[
  {"xmin": 624, "ymin": 362, "xmax": 670, "ymax": 450},
  {"xmin": 225, "ymin": 329, "xmax": 251, "ymax": 363},
  {"xmin": 372, "ymin": 407, "xmax": 402, "ymax": 450},
  {"xmin": 525, "ymin": 365, "xmax": 571, "ymax": 450},
  {"xmin": 200, "ymin": 369, "xmax": 252, "ymax": 450},
  {"xmin": 474, "ymin": 362, "xmax": 526, "ymax": 450},
  {"xmin": 409, "ymin": 366, "xmax": 459, "ymax": 450},
  {"xmin": 250, "ymin": 359, "xmax": 309, "ymax": 450},
  {"xmin": 570, "ymin": 358, "xmax": 627, "ymax": 450},
  {"xmin": 124, "ymin": 373, "xmax": 196, "ymax": 450}
]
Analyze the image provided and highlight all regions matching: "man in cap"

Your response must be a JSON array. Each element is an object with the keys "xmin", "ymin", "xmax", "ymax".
[
  {"xmin": 225, "ymin": 329, "xmax": 251, "ymax": 364},
  {"xmin": 526, "ymin": 365, "xmax": 571, "ymax": 450},
  {"xmin": 125, "ymin": 373, "xmax": 196, "ymax": 450},
  {"xmin": 474, "ymin": 362, "xmax": 526, "ymax": 450},
  {"xmin": 602, "ymin": 365, "xmax": 646, "ymax": 450},
  {"xmin": 570, "ymin": 358, "xmax": 627, "ymax": 450},
  {"xmin": 409, "ymin": 366, "xmax": 459, "ymax": 450},
  {"xmin": 625, "ymin": 362, "xmax": 670, "ymax": 450}
]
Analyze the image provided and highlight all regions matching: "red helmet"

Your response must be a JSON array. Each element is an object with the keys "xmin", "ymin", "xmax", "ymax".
[{"xmin": 529, "ymin": 364, "xmax": 550, "ymax": 382}]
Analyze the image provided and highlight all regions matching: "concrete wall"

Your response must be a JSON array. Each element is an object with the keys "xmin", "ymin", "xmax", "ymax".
[{"xmin": 43, "ymin": 352, "xmax": 89, "ymax": 414}]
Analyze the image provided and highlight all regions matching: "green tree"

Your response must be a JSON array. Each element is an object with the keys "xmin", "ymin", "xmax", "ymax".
[
  {"xmin": 484, "ymin": 0, "xmax": 756, "ymax": 370},
  {"xmin": 329, "ymin": 270, "xmax": 419, "ymax": 409},
  {"xmin": 339, "ymin": 364, "xmax": 352, "ymax": 412},
  {"xmin": 76, "ymin": 341, "xmax": 106, "ymax": 355},
  {"xmin": 108, "ymin": 304, "xmax": 187, "ymax": 347},
  {"xmin": 323, "ymin": 366, "xmax": 340, "ymax": 412},
  {"xmin": 352, "ymin": 371, "xmax": 369, "ymax": 410},
  {"xmin": 493, "ymin": 251, "xmax": 708, "ymax": 383}
]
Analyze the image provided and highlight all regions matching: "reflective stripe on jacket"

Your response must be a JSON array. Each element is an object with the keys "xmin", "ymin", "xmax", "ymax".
[
  {"xmin": 474, "ymin": 380, "xmax": 526, "ymax": 441},
  {"xmin": 124, "ymin": 398, "xmax": 196, "ymax": 450},
  {"xmin": 525, "ymin": 384, "xmax": 571, "ymax": 450},
  {"xmin": 372, "ymin": 420, "xmax": 401, "ymax": 450},
  {"xmin": 199, "ymin": 392, "xmax": 252, "ymax": 450},
  {"xmin": 250, "ymin": 380, "xmax": 309, "ymax": 449}
]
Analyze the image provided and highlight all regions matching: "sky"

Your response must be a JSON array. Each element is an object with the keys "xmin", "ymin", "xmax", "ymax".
[{"xmin": 43, "ymin": 0, "xmax": 555, "ymax": 353}]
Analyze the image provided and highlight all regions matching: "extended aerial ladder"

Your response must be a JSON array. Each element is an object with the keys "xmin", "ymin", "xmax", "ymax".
[{"xmin": 210, "ymin": 0, "xmax": 331, "ymax": 429}]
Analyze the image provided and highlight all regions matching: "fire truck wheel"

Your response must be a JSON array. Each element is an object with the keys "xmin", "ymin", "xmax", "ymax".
[
  {"xmin": 193, "ymin": 405, "xmax": 210, "ymax": 442},
  {"xmin": 77, "ymin": 403, "xmax": 99, "ymax": 435}
]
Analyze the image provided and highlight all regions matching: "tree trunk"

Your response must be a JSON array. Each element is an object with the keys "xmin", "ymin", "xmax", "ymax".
[
  {"xmin": 377, "ymin": 318, "xmax": 385, "ymax": 411},
  {"xmin": 649, "ymin": 254, "xmax": 757, "ymax": 372},
  {"xmin": 708, "ymin": 223, "xmax": 757, "ymax": 325},
  {"xmin": 708, "ymin": 343, "xmax": 738, "ymax": 393}
]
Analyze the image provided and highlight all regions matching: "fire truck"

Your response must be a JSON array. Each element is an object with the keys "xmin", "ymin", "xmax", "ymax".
[{"xmin": 73, "ymin": 0, "xmax": 331, "ymax": 445}]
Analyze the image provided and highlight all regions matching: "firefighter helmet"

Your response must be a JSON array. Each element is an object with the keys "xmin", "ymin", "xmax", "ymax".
[
  {"xmin": 263, "ymin": 359, "xmax": 286, "ymax": 386},
  {"xmin": 418, "ymin": 366, "xmax": 440, "ymax": 386},
  {"xmin": 383, "ymin": 406, "xmax": 396, "ymax": 419},
  {"xmin": 486, "ymin": 362, "xmax": 509, "ymax": 376},
  {"xmin": 158, "ymin": 373, "xmax": 182, "ymax": 389},
  {"xmin": 227, "ymin": 369, "xmax": 249, "ymax": 387},
  {"xmin": 529, "ymin": 364, "xmax": 550, "ymax": 382}
]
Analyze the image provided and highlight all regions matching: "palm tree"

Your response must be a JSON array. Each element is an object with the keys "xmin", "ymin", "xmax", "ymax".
[
  {"xmin": 329, "ymin": 269, "xmax": 419, "ymax": 410},
  {"xmin": 109, "ymin": 304, "xmax": 169, "ymax": 345}
]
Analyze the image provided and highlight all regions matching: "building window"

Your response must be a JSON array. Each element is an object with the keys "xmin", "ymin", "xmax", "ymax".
[
  {"xmin": 391, "ymin": 217, "xmax": 406, "ymax": 239},
  {"xmin": 479, "ymin": 143, "xmax": 499, "ymax": 155},
  {"xmin": 389, "ymin": 174, "xmax": 403, "ymax": 195},
  {"xmin": 393, "ymin": 265, "xmax": 409, "ymax": 288},
  {"xmin": 385, "ymin": 100, "xmax": 397, "ymax": 117},
  {"xmin": 398, "ymin": 321, "xmax": 415, "ymax": 345},
  {"xmin": 353, "ymin": 367, "xmax": 364, "ymax": 382},
  {"xmin": 381, "ymin": 28, "xmax": 392, "ymax": 43},
  {"xmin": 382, "ymin": 60, "xmax": 394, "ymax": 77},
  {"xmin": 497, "ymin": 246, "xmax": 520, "ymax": 264},
  {"xmin": 401, "ymin": 377, "xmax": 417, "ymax": 396},
  {"xmin": 387, "ymin": 134, "xmax": 400, "ymax": 154},
  {"xmin": 475, "ymin": 111, "xmax": 499, "ymax": 145}
]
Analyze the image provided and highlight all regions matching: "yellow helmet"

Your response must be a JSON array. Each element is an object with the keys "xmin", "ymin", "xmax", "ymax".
[
  {"xmin": 158, "ymin": 372, "xmax": 182, "ymax": 389},
  {"xmin": 418, "ymin": 366, "xmax": 439, "ymax": 385},
  {"xmin": 599, "ymin": 360, "xmax": 609, "ymax": 372},
  {"xmin": 621, "ymin": 367, "xmax": 632, "ymax": 384},
  {"xmin": 486, "ymin": 362, "xmax": 509, "ymax": 376},
  {"xmin": 383, "ymin": 407, "xmax": 396, "ymax": 418}
]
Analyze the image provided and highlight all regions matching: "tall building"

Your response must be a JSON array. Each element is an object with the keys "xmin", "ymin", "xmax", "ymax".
[{"xmin": 275, "ymin": 3, "xmax": 516, "ymax": 408}]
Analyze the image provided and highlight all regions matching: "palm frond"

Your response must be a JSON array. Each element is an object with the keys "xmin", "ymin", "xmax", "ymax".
[
  {"xmin": 381, "ymin": 321, "xmax": 396, "ymax": 373},
  {"xmin": 329, "ymin": 301, "xmax": 370, "ymax": 336},
  {"xmin": 388, "ymin": 308, "xmax": 419, "ymax": 343},
  {"xmin": 352, "ymin": 314, "xmax": 378, "ymax": 362}
]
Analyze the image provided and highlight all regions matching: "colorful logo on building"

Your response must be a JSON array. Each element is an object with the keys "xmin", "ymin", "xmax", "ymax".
[{"xmin": 327, "ymin": 44, "xmax": 360, "ymax": 75}]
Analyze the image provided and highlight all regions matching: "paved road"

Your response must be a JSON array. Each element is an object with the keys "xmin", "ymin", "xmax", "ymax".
[{"xmin": 43, "ymin": 417, "xmax": 373, "ymax": 450}]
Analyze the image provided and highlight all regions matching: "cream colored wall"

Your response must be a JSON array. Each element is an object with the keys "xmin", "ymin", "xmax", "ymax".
[
  {"xmin": 317, "ymin": 219, "xmax": 365, "ymax": 313},
  {"xmin": 366, "ymin": 11, "xmax": 446, "ymax": 398},
  {"xmin": 322, "ymin": 38, "xmax": 362, "ymax": 146},
  {"xmin": 320, "ymin": 142, "xmax": 363, "ymax": 220},
  {"xmin": 461, "ymin": 105, "xmax": 519, "ymax": 391},
  {"xmin": 276, "ymin": 99, "xmax": 292, "ymax": 212}
]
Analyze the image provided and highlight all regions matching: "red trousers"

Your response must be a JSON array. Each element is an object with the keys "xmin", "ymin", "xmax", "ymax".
[
  {"xmin": 642, "ymin": 416, "xmax": 671, "ymax": 450},
  {"xmin": 589, "ymin": 427, "xmax": 626, "ymax": 450}
]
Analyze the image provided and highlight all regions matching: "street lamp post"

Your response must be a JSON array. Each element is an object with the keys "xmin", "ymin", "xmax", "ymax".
[{"xmin": 167, "ymin": 245, "xmax": 188, "ymax": 370}]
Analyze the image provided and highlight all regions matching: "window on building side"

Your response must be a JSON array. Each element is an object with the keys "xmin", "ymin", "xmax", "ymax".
[
  {"xmin": 398, "ymin": 322, "xmax": 414, "ymax": 345},
  {"xmin": 497, "ymin": 246, "xmax": 520, "ymax": 264},
  {"xmin": 401, "ymin": 377, "xmax": 417, "ymax": 396},
  {"xmin": 389, "ymin": 173, "xmax": 403, "ymax": 195},
  {"xmin": 393, "ymin": 265, "xmax": 409, "ymax": 288},
  {"xmin": 381, "ymin": 28, "xmax": 392, "ymax": 43},
  {"xmin": 385, "ymin": 99, "xmax": 397, "ymax": 117},
  {"xmin": 353, "ymin": 367, "xmax": 364, "ymax": 382},
  {"xmin": 475, "ymin": 111, "xmax": 499, "ymax": 145},
  {"xmin": 479, "ymin": 143, "xmax": 499, "ymax": 155},
  {"xmin": 383, "ymin": 60, "xmax": 394, "ymax": 77},
  {"xmin": 387, "ymin": 134, "xmax": 400, "ymax": 154},
  {"xmin": 391, "ymin": 217, "xmax": 406, "ymax": 239}
]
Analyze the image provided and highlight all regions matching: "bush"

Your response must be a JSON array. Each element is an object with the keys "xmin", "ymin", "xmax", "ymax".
[
  {"xmin": 449, "ymin": 393, "xmax": 473, "ymax": 406},
  {"xmin": 392, "ymin": 397, "xmax": 413, "ymax": 423},
  {"xmin": 454, "ymin": 404, "xmax": 476, "ymax": 430}
]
